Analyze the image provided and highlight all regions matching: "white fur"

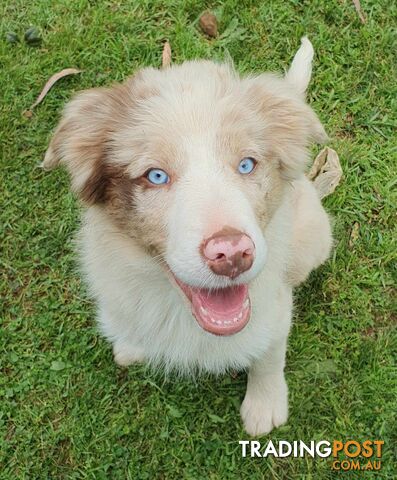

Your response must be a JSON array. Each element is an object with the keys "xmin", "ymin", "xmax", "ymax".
[
  {"xmin": 80, "ymin": 191, "xmax": 292, "ymax": 375},
  {"xmin": 80, "ymin": 176, "xmax": 331, "ymax": 435},
  {"xmin": 285, "ymin": 37, "xmax": 314, "ymax": 95}
]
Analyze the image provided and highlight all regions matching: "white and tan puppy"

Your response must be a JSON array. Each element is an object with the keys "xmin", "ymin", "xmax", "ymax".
[{"xmin": 43, "ymin": 37, "xmax": 332, "ymax": 435}]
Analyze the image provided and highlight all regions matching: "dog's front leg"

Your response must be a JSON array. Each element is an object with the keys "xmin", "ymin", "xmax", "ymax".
[
  {"xmin": 98, "ymin": 306, "xmax": 145, "ymax": 367},
  {"xmin": 113, "ymin": 340, "xmax": 145, "ymax": 367},
  {"xmin": 240, "ymin": 337, "xmax": 288, "ymax": 436}
]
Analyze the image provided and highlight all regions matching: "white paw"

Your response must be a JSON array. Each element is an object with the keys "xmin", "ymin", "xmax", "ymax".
[
  {"xmin": 240, "ymin": 377, "xmax": 288, "ymax": 436},
  {"xmin": 113, "ymin": 343, "xmax": 145, "ymax": 367}
]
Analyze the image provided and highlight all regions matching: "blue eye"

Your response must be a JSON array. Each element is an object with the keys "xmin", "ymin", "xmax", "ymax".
[
  {"xmin": 238, "ymin": 157, "xmax": 256, "ymax": 175},
  {"xmin": 146, "ymin": 168, "xmax": 169, "ymax": 185}
]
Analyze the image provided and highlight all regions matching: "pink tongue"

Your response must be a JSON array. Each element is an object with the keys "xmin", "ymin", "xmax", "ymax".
[{"xmin": 190, "ymin": 284, "xmax": 250, "ymax": 336}]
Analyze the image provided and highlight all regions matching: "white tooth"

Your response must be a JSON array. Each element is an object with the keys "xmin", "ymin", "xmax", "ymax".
[
  {"xmin": 211, "ymin": 318, "xmax": 217, "ymax": 324},
  {"xmin": 243, "ymin": 299, "xmax": 249, "ymax": 309},
  {"xmin": 238, "ymin": 312, "xmax": 243, "ymax": 319},
  {"xmin": 200, "ymin": 307, "xmax": 208, "ymax": 315},
  {"xmin": 225, "ymin": 320, "xmax": 231, "ymax": 325},
  {"xmin": 216, "ymin": 321, "xmax": 222, "ymax": 325}
]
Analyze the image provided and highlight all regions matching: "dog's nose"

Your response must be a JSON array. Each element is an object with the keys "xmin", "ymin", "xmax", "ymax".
[{"xmin": 202, "ymin": 231, "xmax": 255, "ymax": 279}]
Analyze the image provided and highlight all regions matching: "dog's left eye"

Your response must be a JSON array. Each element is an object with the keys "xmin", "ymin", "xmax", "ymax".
[
  {"xmin": 238, "ymin": 157, "xmax": 256, "ymax": 175},
  {"xmin": 146, "ymin": 168, "xmax": 169, "ymax": 185}
]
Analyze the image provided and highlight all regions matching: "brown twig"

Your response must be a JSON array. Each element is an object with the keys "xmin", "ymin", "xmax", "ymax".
[
  {"xmin": 162, "ymin": 41, "xmax": 171, "ymax": 68},
  {"xmin": 23, "ymin": 68, "xmax": 82, "ymax": 117},
  {"xmin": 352, "ymin": 0, "xmax": 366, "ymax": 24}
]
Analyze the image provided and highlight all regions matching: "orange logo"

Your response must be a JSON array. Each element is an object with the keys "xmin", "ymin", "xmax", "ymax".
[{"xmin": 331, "ymin": 440, "xmax": 384, "ymax": 471}]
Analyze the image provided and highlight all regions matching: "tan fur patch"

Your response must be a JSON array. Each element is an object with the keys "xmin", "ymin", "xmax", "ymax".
[{"xmin": 243, "ymin": 79, "xmax": 326, "ymax": 181}]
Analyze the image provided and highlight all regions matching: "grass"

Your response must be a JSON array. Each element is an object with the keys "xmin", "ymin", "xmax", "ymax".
[{"xmin": 1, "ymin": 0, "xmax": 396, "ymax": 478}]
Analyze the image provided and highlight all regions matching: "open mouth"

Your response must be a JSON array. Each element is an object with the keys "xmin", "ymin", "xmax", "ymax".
[{"xmin": 173, "ymin": 276, "xmax": 251, "ymax": 336}]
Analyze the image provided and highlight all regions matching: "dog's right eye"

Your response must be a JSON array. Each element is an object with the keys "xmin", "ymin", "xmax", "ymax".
[
  {"xmin": 238, "ymin": 157, "xmax": 257, "ymax": 175},
  {"xmin": 146, "ymin": 168, "xmax": 170, "ymax": 185}
]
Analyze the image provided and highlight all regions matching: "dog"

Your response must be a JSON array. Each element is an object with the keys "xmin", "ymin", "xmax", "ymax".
[{"xmin": 43, "ymin": 37, "xmax": 332, "ymax": 436}]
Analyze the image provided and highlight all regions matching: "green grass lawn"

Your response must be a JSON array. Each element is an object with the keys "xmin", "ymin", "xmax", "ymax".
[{"xmin": 1, "ymin": 1, "xmax": 396, "ymax": 478}]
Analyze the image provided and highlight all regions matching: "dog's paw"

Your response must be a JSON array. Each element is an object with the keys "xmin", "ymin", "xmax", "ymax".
[
  {"xmin": 113, "ymin": 344, "xmax": 145, "ymax": 367},
  {"xmin": 240, "ymin": 377, "xmax": 288, "ymax": 436}
]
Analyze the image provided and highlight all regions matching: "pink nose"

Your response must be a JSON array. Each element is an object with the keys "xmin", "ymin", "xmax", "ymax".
[{"xmin": 201, "ymin": 229, "xmax": 255, "ymax": 279}]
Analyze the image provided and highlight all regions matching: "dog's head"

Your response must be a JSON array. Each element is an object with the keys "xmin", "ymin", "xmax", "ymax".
[{"xmin": 44, "ymin": 38, "xmax": 326, "ymax": 336}]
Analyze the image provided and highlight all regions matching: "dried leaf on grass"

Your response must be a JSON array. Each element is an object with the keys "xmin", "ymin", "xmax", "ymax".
[
  {"xmin": 23, "ymin": 68, "xmax": 82, "ymax": 117},
  {"xmin": 349, "ymin": 222, "xmax": 360, "ymax": 247},
  {"xmin": 307, "ymin": 147, "xmax": 343, "ymax": 199},
  {"xmin": 199, "ymin": 11, "xmax": 218, "ymax": 38},
  {"xmin": 162, "ymin": 41, "xmax": 172, "ymax": 68},
  {"xmin": 352, "ymin": 0, "xmax": 366, "ymax": 24}
]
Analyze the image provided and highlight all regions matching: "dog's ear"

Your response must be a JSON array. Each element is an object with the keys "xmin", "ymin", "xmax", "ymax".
[
  {"xmin": 42, "ymin": 84, "xmax": 131, "ymax": 204},
  {"xmin": 243, "ymin": 37, "xmax": 327, "ymax": 180},
  {"xmin": 285, "ymin": 36, "xmax": 315, "ymax": 96}
]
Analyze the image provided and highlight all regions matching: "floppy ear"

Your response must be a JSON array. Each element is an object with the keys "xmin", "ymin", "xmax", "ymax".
[
  {"xmin": 244, "ymin": 37, "xmax": 327, "ymax": 180},
  {"xmin": 42, "ymin": 84, "xmax": 131, "ymax": 204}
]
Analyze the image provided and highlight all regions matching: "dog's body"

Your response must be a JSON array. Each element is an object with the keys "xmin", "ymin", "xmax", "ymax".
[{"xmin": 44, "ymin": 38, "xmax": 332, "ymax": 435}]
